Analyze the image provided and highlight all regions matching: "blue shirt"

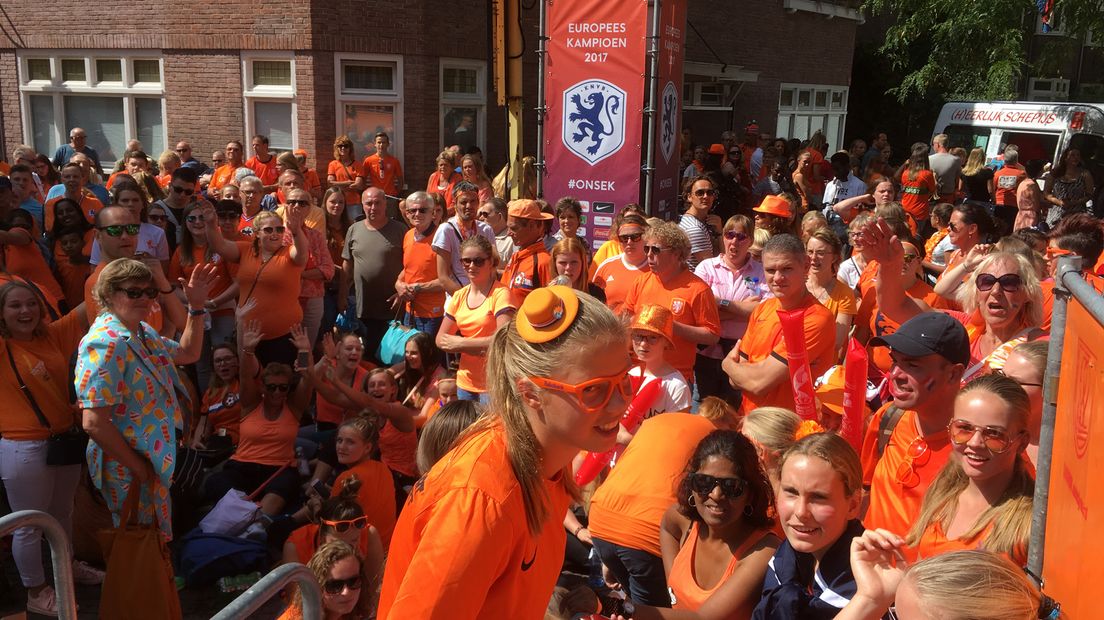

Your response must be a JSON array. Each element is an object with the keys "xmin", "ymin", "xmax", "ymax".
[
  {"xmin": 17, "ymin": 197, "xmax": 44, "ymax": 230},
  {"xmin": 51, "ymin": 144, "xmax": 102, "ymax": 174}
]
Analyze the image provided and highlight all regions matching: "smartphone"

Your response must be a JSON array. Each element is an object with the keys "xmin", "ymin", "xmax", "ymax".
[
  {"xmin": 310, "ymin": 479, "xmax": 329, "ymax": 497},
  {"xmin": 296, "ymin": 350, "xmax": 310, "ymax": 368}
]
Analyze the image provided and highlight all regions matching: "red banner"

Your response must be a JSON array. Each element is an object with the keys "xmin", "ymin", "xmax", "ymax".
[
  {"xmin": 543, "ymin": 0, "xmax": 647, "ymax": 251},
  {"xmin": 650, "ymin": 0, "xmax": 687, "ymax": 221}
]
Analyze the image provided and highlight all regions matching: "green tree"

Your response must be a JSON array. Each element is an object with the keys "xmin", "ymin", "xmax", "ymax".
[{"xmin": 863, "ymin": 0, "xmax": 1104, "ymax": 102}]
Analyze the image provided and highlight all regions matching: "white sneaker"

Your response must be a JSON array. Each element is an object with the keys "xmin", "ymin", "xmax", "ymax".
[{"xmin": 72, "ymin": 560, "xmax": 106, "ymax": 585}]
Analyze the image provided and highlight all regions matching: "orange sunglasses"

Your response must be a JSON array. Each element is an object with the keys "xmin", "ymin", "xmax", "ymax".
[{"xmin": 528, "ymin": 368, "xmax": 634, "ymax": 414}]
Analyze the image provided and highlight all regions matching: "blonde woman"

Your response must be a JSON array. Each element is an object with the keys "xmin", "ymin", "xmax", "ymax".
[
  {"xmin": 380, "ymin": 286, "xmax": 633, "ymax": 617},
  {"xmin": 805, "ymin": 227, "xmax": 856, "ymax": 354},
  {"xmin": 961, "ymin": 147, "xmax": 994, "ymax": 204},
  {"xmin": 739, "ymin": 406, "xmax": 802, "ymax": 493},
  {"xmin": 279, "ymin": 540, "xmax": 375, "ymax": 620},
  {"xmin": 551, "ymin": 236, "xmax": 604, "ymax": 301}
]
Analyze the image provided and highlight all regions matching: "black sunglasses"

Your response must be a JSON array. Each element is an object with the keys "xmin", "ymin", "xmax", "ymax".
[
  {"xmin": 171, "ymin": 185, "xmax": 194, "ymax": 195},
  {"xmin": 693, "ymin": 189, "xmax": 717, "ymax": 197},
  {"xmin": 322, "ymin": 575, "xmax": 362, "ymax": 595},
  {"xmin": 260, "ymin": 225, "xmax": 286, "ymax": 235},
  {"xmin": 975, "ymin": 273, "xmax": 1022, "ymax": 292},
  {"xmin": 264, "ymin": 383, "xmax": 290, "ymax": 393},
  {"xmin": 406, "ymin": 207, "xmax": 429, "ymax": 215},
  {"xmin": 643, "ymin": 245, "xmax": 670, "ymax": 255},
  {"xmin": 117, "ymin": 286, "xmax": 159, "ymax": 300},
  {"xmin": 460, "ymin": 256, "xmax": 488, "ymax": 267},
  {"xmin": 286, "ymin": 199, "xmax": 310, "ymax": 206},
  {"xmin": 97, "ymin": 224, "xmax": 141, "ymax": 237},
  {"xmin": 724, "ymin": 230, "xmax": 749, "ymax": 242},
  {"xmin": 688, "ymin": 473, "xmax": 746, "ymax": 498},
  {"xmin": 216, "ymin": 212, "xmax": 240, "ymax": 220},
  {"xmin": 618, "ymin": 232, "xmax": 643, "ymax": 243}
]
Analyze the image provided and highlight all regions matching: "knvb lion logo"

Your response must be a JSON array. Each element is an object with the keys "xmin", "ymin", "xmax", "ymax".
[
  {"xmin": 563, "ymin": 79, "xmax": 626, "ymax": 165},
  {"xmin": 660, "ymin": 81, "xmax": 678, "ymax": 163}
]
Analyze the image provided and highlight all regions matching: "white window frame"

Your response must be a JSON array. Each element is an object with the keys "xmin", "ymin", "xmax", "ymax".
[
  {"xmin": 683, "ymin": 82, "xmax": 735, "ymax": 111},
  {"xmin": 241, "ymin": 52, "xmax": 297, "ymax": 151},
  {"xmin": 334, "ymin": 53, "xmax": 404, "ymax": 165},
  {"xmin": 776, "ymin": 82, "xmax": 849, "ymax": 147},
  {"xmin": 439, "ymin": 58, "xmax": 487, "ymax": 152},
  {"xmin": 16, "ymin": 51, "xmax": 166, "ymax": 159},
  {"xmin": 1027, "ymin": 77, "xmax": 1071, "ymax": 102}
]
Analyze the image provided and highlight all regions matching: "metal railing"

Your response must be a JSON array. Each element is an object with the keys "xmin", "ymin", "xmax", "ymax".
[
  {"xmin": 210, "ymin": 562, "xmax": 322, "ymax": 620},
  {"xmin": 1027, "ymin": 255, "xmax": 1104, "ymax": 578},
  {"xmin": 0, "ymin": 510, "xmax": 77, "ymax": 619}
]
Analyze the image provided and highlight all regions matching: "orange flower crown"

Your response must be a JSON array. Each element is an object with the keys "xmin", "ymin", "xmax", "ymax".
[{"xmin": 795, "ymin": 419, "xmax": 826, "ymax": 441}]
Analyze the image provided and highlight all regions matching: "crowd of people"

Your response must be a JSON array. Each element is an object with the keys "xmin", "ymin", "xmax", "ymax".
[{"xmin": 0, "ymin": 121, "xmax": 1098, "ymax": 619}]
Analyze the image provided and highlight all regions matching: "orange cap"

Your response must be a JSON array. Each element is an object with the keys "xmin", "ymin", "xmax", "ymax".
[
  {"xmin": 508, "ymin": 199, "xmax": 554, "ymax": 221},
  {"xmin": 630, "ymin": 305, "xmax": 674, "ymax": 348},
  {"xmin": 293, "ymin": 149, "xmax": 308, "ymax": 158},
  {"xmin": 753, "ymin": 194, "xmax": 793, "ymax": 219},
  {"xmin": 708, "ymin": 143, "xmax": 725, "ymax": 155},
  {"xmin": 814, "ymin": 365, "xmax": 846, "ymax": 416},
  {"xmin": 515, "ymin": 286, "xmax": 580, "ymax": 343}
]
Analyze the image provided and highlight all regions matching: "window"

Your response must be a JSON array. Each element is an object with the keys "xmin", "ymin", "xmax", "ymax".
[
  {"xmin": 776, "ymin": 83, "xmax": 849, "ymax": 149},
  {"xmin": 242, "ymin": 54, "xmax": 296, "ymax": 151},
  {"xmin": 441, "ymin": 59, "xmax": 486, "ymax": 152},
  {"xmin": 682, "ymin": 82, "xmax": 735, "ymax": 110},
  {"xmin": 1027, "ymin": 77, "xmax": 1070, "ymax": 102},
  {"xmin": 17, "ymin": 51, "xmax": 165, "ymax": 163},
  {"xmin": 336, "ymin": 54, "xmax": 403, "ymax": 163}
]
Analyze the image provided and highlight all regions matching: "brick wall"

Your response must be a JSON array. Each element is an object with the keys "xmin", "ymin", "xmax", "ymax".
[{"xmin": 163, "ymin": 52, "xmax": 243, "ymax": 163}]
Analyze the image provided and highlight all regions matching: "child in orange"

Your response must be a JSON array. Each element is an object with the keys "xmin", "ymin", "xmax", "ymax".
[
  {"xmin": 54, "ymin": 227, "xmax": 92, "ymax": 310},
  {"xmin": 415, "ymin": 375, "xmax": 458, "ymax": 429}
]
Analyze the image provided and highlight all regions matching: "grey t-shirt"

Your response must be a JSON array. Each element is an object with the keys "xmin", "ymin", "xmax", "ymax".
[
  {"xmin": 929, "ymin": 152, "xmax": 961, "ymax": 196},
  {"xmin": 342, "ymin": 219, "xmax": 408, "ymax": 321}
]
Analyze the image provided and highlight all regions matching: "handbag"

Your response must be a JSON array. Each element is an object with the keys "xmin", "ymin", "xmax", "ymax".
[
  {"xmin": 376, "ymin": 309, "xmax": 418, "ymax": 365},
  {"xmin": 5, "ymin": 345, "xmax": 88, "ymax": 466},
  {"xmin": 98, "ymin": 481, "xmax": 183, "ymax": 620},
  {"xmin": 197, "ymin": 464, "xmax": 290, "ymax": 536}
]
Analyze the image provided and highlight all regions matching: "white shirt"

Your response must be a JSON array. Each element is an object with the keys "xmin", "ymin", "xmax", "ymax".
[
  {"xmin": 822, "ymin": 173, "xmax": 868, "ymax": 207},
  {"xmin": 628, "ymin": 365, "xmax": 692, "ymax": 421},
  {"xmin": 90, "ymin": 222, "xmax": 170, "ymax": 265}
]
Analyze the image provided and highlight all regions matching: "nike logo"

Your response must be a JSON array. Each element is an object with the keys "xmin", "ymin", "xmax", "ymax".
[{"xmin": 521, "ymin": 549, "xmax": 537, "ymax": 571}]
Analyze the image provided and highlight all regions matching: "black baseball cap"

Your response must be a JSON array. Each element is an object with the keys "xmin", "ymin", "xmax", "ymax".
[{"xmin": 869, "ymin": 312, "xmax": 970, "ymax": 367}]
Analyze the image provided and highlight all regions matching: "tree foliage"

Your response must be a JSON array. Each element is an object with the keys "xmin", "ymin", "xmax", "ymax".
[{"xmin": 863, "ymin": 0, "xmax": 1104, "ymax": 102}]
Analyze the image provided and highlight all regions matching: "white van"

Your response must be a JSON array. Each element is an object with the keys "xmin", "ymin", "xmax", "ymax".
[{"xmin": 932, "ymin": 101, "xmax": 1104, "ymax": 175}]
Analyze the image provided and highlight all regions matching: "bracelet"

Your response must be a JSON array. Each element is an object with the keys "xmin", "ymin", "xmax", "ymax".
[
  {"xmin": 241, "ymin": 348, "xmax": 256, "ymax": 356},
  {"xmin": 187, "ymin": 307, "xmax": 205, "ymax": 316},
  {"xmin": 573, "ymin": 525, "xmax": 586, "ymax": 537},
  {"xmin": 159, "ymin": 287, "xmax": 174, "ymax": 295}
]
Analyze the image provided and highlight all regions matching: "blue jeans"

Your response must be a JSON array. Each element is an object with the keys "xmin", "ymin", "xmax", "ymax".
[
  {"xmin": 592, "ymin": 536, "xmax": 671, "ymax": 607},
  {"xmin": 404, "ymin": 313, "xmax": 443, "ymax": 340}
]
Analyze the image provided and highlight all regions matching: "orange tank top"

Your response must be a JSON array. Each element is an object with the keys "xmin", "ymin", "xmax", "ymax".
[
  {"xmin": 232, "ymin": 404, "xmax": 298, "ymax": 467},
  {"xmin": 668, "ymin": 523, "xmax": 770, "ymax": 610}
]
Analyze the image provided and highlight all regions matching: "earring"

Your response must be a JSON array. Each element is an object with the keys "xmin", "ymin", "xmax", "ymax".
[
  {"xmin": 743, "ymin": 505, "xmax": 754, "ymax": 517},
  {"xmin": 688, "ymin": 495, "xmax": 696, "ymax": 507}
]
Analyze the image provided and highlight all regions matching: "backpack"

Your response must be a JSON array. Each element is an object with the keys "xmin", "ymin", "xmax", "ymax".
[
  {"xmin": 174, "ymin": 529, "xmax": 271, "ymax": 587},
  {"xmin": 875, "ymin": 405, "xmax": 905, "ymax": 458}
]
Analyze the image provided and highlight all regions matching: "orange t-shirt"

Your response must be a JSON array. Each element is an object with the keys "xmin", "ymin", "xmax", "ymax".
[
  {"xmin": 2, "ymin": 229, "xmax": 64, "ymax": 302},
  {"xmin": 234, "ymin": 241, "xmax": 304, "ymax": 338},
  {"xmin": 363, "ymin": 154, "xmax": 403, "ymax": 196},
  {"xmin": 622, "ymin": 270, "xmax": 720, "ymax": 381},
  {"xmin": 735, "ymin": 294, "xmax": 835, "ymax": 414},
  {"xmin": 593, "ymin": 254, "xmax": 649, "ymax": 314},
  {"xmin": 45, "ymin": 192, "xmax": 105, "ymax": 230},
  {"xmin": 378, "ymin": 424, "xmax": 572, "ymax": 619},
  {"xmin": 915, "ymin": 520, "xmax": 1026, "ymax": 566},
  {"xmin": 500, "ymin": 242, "xmax": 554, "ymax": 305},
  {"xmin": 444, "ymin": 282, "xmax": 515, "ymax": 393},
  {"xmin": 861, "ymin": 404, "xmax": 953, "ymax": 557},
  {"xmin": 201, "ymin": 381, "xmax": 242, "ymax": 444},
  {"xmin": 0, "ymin": 311, "xmax": 86, "ymax": 440},
  {"xmin": 315, "ymin": 366, "xmax": 369, "ymax": 426},
  {"xmin": 303, "ymin": 168, "xmax": 322, "ymax": 195},
  {"xmin": 379, "ymin": 418, "xmax": 419, "ymax": 478},
  {"xmin": 860, "ymin": 277, "xmax": 952, "ymax": 374},
  {"xmin": 232, "ymin": 405, "xmax": 298, "ymax": 467},
  {"xmin": 245, "ymin": 155, "xmax": 279, "ymax": 187},
  {"xmin": 207, "ymin": 164, "xmax": 239, "ymax": 194},
  {"xmin": 993, "ymin": 165, "xmax": 1027, "ymax": 207},
  {"xmin": 169, "ymin": 246, "xmax": 234, "ymax": 314},
  {"xmin": 589, "ymin": 413, "xmax": 716, "ymax": 557},
  {"xmin": 327, "ymin": 160, "xmax": 365, "ymax": 206},
  {"xmin": 332, "ymin": 459, "xmax": 397, "ymax": 548},
  {"xmin": 899, "ymin": 169, "xmax": 937, "ymax": 222},
  {"xmin": 83, "ymin": 262, "xmax": 163, "ymax": 333},
  {"xmin": 426, "ymin": 171, "xmax": 461, "ymax": 212},
  {"xmin": 1040, "ymin": 274, "xmax": 1104, "ymax": 331},
  {"xmin": 402, "ymin": 228, "xmax": 446, "ymax": 318},
  {"xmin": 286, "ymin": 522, "xmax": 373, "ymax": 566},
  {"xmin": 56, "ymin": 258, "xmax": 92, "ymax": 310}
]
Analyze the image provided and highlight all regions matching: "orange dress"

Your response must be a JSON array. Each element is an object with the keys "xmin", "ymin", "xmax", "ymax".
[{"xmin": 668, "ymin": 523, "xmax": 773, "ymax": 610}]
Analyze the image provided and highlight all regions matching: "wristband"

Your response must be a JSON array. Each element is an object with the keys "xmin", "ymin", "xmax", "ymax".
[
  {"xmin": 241, "ymin": 349, "xmax": 256, "ymax": 356},
  {"xmin": 573, "ymin": 525, "xmax": 585, "ymax": 537},
  {"xmin": 187, "ymin": 307, "xmax": 205, "ymax": 316},
  {"xmin": 160, "ymin": 287, "xmax": 174, "ymax": 295}
]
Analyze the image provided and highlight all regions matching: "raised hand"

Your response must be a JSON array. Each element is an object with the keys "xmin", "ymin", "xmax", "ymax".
[
  {"xmin": 859, "ymin": 217, "xmax": 904, "ymax": 265},
  {"xmin": 289, "ymin": 323, "xmax": 312, "ymax": 353},
  {"xmin": 963, "ymin": 243, "xmax": 994, "ymax": 272},
  {"xmin": 181, "ymin": 262, "xmax": 219, "ymax": 309},
  {"xmin": 320, "ymin": 331, "xmax": 337, "ymax": 361},
  {"xmin": 849, "ymin": 528, "xmax": 908, "ymax": 610},
  {"xmin": 240, "ymin": 319, "xmax": 264, "ymax": 351}
]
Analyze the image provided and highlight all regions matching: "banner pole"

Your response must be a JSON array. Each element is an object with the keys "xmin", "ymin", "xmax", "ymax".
[
  {"xmin": 642, "ymin": 0, "xmax": 662, "ymax": 215},
  {"xmin": 535, "ymin": 0, "xmax": 548, "ymax": 198},
  {"xmin": 1026, "ymin": 255, "xmax": 1079, "ymax": 578}
]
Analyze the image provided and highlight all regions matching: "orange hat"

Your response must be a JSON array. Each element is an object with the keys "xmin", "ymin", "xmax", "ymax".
[
  {"xmin": 814, "ymin": 365, "xmax": 846, "ymax": 416},
  {"xmin": 508, "ymin": 199, "xmax": 554, "ymax": 221},
  {"xmin": 516, "ymin": 286, "xmax": 580, "ymax": 343},
  {"xmin": 630, "ymin": 305, "xmax": 674, "ymax": 348},
  {"xmin": 293, "ymin": 149, "xmax": 308, "ymax": 158},
  {"xmin": 708, "ymin": 143, "xmax": 725, "ymax": 156},
  {"xmin": 753, "ymin": 194, "xmax": 793, "ymax": 219}
]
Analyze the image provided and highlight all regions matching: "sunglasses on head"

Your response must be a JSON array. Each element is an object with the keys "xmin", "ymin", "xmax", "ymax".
[
  {"xmin": 618, "ymin": 232, "xmax": 643, "ymax": 243},
  {"xmin": 322, "ymin": 516, "xmax": 368, "ymax": 532},
  {"xmin": 528, "ymin": 368, "xmax": 634, "ymax": 415},
  {"xmin": 264, "ymin": 383, "xmax": 290, "ymax": 393},
  {"xmin": 975, "ymin": 273, "xmax": 1022, "ymax": 292},
  {"xmin": 724, "ymin": 230, "xmax": 749, "ymax": 242},
  {"xmin": 947, "ymin": 419, "xmax": 1023, "ymax": 454},
  {"xmin": 117, "ymin": 286, "xmax": 159, "ymax": 300},
  {"xmin": 286, "ymin": 199, "xmax": 310, "ymax": 207},
  {"xmin": 693, "ymin": 188, "xmax": 716, "ymax": 197},
  {"xmin": 406, "ymin": 207, "xmax": 428, "ymax": 215},
  {"xmin": 171, "ymin": 185, "xmax": 194, "ymax": 195},
  {"xmin": 688, "ymin": 472, "xmax": 746, "ymax": 498},
  {"xmin": 322, "ymin": 575, "xmax": 363, "ymax": 595},
  {"xmin": 991, "ymin": 367, "xmax": 1043, "ymax": 388},
  {"xmin": 460, "ymin": 256, "xmax": 488, "ymax": 267},
  {"xmin": 260, "ymin": 225, "xmax": 286, "ymax": 235},
  {"xmin": 97, "ymin": 224, "xmax": 141, "ymax": 237}
]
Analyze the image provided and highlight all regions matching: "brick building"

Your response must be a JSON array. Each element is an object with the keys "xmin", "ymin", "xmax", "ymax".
[{"xmin": 0, "ymin": 0, "xmax": 858, "ymax": 188}]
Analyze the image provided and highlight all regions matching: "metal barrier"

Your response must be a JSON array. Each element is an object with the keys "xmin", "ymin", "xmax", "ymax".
[
  {"xmin": 0, "ymin": 510, "xmax": 78, "ymax": 619},
  {"xmin": 210, "ymin": 562, "xmax": 322, "ymax": 620},
  {"xmin": 1027, "ymin": 255, "xmax": 1104, "ymax": 579}
]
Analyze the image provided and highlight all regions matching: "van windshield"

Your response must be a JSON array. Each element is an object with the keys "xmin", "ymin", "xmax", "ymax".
[{"xmin": 943, "ymin": 124, "xmax": 990, "ymax": 152}]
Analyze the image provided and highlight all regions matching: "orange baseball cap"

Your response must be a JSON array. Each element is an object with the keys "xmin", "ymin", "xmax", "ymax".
[
  {"xmin": 814, "ymin": 365, "xmax": 846, "ymax": 416},
  {"xmin": 708, "ymin": 143, "xmax": 725, "ymax": 156},
  {"xmin": 753, "ymin": 195, "xmax": 793, "ymax": 219},
  {"xmin": 508, "ymin": 199, "xmax": 554, "ymax": 221},
  {"xmin": 293, "ymin": 149, "xmax": 308, "ymax": 158},
  {"xmin": 515, "ymin": 286, "xmax": 580, "ymax": 343},
  {"xmin": 630, "ymin": 305, "xmax": 674, "ymax": 348}
]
